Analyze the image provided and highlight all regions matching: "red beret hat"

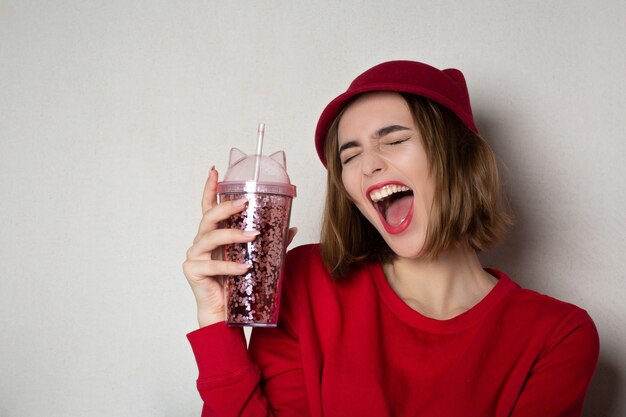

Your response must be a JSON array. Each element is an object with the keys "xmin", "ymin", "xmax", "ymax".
[{"xmin": 314, "ymin": 60, "xmax": 478, "ymax": 166}]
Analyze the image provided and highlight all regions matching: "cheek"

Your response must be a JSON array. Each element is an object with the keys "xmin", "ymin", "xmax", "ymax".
[{"xmin": 341, "ymin": 169, "xmax": 359, "ymax": 202}]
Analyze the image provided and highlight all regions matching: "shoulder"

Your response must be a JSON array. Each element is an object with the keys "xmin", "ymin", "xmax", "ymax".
[
  {"xmin": 496, "ymin": 271, "xmax": 599, "ymax": 355},
  {"xmin": 284, "ymin": 244, "xmax": 328, "ymax": 278},
  {"xmin": 282, "ymin": 244, "xmax": 333, "ymax": 293},
  {"xmin": 286, "ymin": 243, "xmax": 323, "ymax": 263},
  {"xmin": 282, "ymin": 243, "xmax": 374, "ymax": 303},
  {"xmin": 284, "ymin": 244, "xmax": 372, "ymax": 285},
  {"xmin": 506, "ymin": 277, "xmax": 593, "ymax": 326},
  {"xmin": 279, "ymin": 244, "xmax": 351, "ymax": 332}
]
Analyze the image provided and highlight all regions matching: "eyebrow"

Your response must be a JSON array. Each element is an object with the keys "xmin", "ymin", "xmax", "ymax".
[
  {"xmin": 339, "ymin": 141, "xmax": 359, "ymax": 155},
  {"xmin": 338, "ymin": 124, "xmax": 411, "ymax": 155},
  {"xmin": 373, "ymin": 124, "xmax": 411, "ymax": 138}
]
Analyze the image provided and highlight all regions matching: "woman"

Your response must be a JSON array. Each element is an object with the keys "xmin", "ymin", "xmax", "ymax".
[{"xmin": 183, "ymin": 60, "xmax": 599, "ymax": 416}]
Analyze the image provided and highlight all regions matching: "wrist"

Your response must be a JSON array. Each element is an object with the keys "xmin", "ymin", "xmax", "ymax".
[{"xmin": 197, "ymin": 307, "xmax": 225, "ymax": 328}]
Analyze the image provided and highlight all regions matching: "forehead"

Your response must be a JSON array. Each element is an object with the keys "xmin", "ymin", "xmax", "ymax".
[{"xmin": 337, "ymin": 92, "xmax": 413, "ymax": 141}]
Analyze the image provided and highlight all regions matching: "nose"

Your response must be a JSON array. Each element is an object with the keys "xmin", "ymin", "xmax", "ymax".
[{"xmin": 361, "ymin": 149, "xmax": 385, "ymax": 176}]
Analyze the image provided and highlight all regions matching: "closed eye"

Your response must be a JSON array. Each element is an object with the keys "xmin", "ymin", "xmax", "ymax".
[
  {"xmin": 387, "ymin": 137, "xmax": 410, "ymax": 145},
  {"xmin": 341, "ymin": 153, "xmax": 359, "ymax": 165}
]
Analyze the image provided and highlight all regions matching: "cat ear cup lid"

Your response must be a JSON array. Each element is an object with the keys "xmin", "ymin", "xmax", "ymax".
[{"xmin": 218, "ymin": 148, "xmax": 297, "ymax": 197}]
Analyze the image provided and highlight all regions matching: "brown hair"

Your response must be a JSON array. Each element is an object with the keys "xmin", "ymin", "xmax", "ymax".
[{"xmin": 320, "ymin": 94, "xmax": 512, "ymax": 278}]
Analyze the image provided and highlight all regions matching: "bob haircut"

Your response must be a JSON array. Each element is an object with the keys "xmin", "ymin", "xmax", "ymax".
[{"xmin": 320, "ymin": 93, "xmax": 512, "ymax": 279}]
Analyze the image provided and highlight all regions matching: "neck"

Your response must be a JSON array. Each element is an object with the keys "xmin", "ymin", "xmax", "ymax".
[{"xmin": 382, "ymin": 246, "xmax": 497, "ymax": 320}]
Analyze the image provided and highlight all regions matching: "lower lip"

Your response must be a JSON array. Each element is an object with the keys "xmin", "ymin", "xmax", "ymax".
[{"xmin": 376, "ymin": 198, "xmax": 414, "ymax": 234}]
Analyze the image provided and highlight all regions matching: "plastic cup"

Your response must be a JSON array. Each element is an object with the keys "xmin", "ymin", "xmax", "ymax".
[{"xmin": 217, "ymin": 148, "xmax": 296, "ymax": 327}]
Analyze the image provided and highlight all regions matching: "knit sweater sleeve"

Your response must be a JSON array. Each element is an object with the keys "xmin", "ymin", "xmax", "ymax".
[
  {"xmin": 187, "ymin": 323, "xmax": 267, "ymax": 417},
  {"xmin": 509, "ymin": 308, "xmax": 600, "ymax": 417}
]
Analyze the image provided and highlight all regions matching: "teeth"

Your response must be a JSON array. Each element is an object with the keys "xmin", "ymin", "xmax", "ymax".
[{"xmin": 369, "ymin": 184, "xmax": 410, "ymax": 202}]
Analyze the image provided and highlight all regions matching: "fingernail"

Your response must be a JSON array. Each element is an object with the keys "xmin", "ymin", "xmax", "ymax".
[
  {"xmin": 236, "ymin": 262, "xmax": 252, "ymax": 270},
  {"xmin": 243, "ymin": 230, "xmax": 260, "ymax": 237},
  {"xmin": 208, "ymin": 166, "xmax": 215, "ymax": 176},
  {"xmin": 233, "ymin": 198, "xmax": 248, "ymax": 208}
]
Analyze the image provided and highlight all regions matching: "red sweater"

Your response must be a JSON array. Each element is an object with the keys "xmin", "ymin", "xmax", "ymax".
[{"xmin": 187, "ymin": 244, "xmax": 599, "ymax": 417}]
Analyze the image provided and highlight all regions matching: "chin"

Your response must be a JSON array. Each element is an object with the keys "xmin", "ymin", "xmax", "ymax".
[
  {"xmin": 379, "ymin": 229, "xmax": 427, "ymax": 260},
  {"xmin": 387, "ymin": 245, "xmax": 424, "ymax": 260}
]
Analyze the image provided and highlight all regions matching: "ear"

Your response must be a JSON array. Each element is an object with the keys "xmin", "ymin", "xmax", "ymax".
[
  {"xmin": 228, "ymin": 148, "xmax": 247, "ymax": 166},
  {"xmin": 269, "ymin": 151, "xmax": 286, "ymax": 169}
]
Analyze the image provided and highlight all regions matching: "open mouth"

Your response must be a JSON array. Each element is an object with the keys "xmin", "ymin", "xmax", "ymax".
[{"xmin": 368, "ymin": 182, "xmax": 414, "ymax": 233}]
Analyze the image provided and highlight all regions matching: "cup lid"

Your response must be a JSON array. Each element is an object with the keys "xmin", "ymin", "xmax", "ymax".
[{"xmin": 217, "ymin": 148, "xmax": 296, "ymax": 197}]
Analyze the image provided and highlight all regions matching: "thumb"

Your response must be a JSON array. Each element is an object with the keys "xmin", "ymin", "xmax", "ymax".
[{"xmin": 287, "ymin": 227, "xmax": 298, "ymax": 246}]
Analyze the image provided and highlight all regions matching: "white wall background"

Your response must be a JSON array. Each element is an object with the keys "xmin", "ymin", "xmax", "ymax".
[{"xmin": 1, "ymin": 1, "xmax": 624, "ymax": 416}]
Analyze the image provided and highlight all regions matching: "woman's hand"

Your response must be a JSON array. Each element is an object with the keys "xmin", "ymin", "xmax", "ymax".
[
  {"xmin": 182, "ymin": 167, "xmax": 257, "ymax": 328},
  {"xmin": 182, "ymin": 167, "xmax": 298, "ymax": 328}
]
